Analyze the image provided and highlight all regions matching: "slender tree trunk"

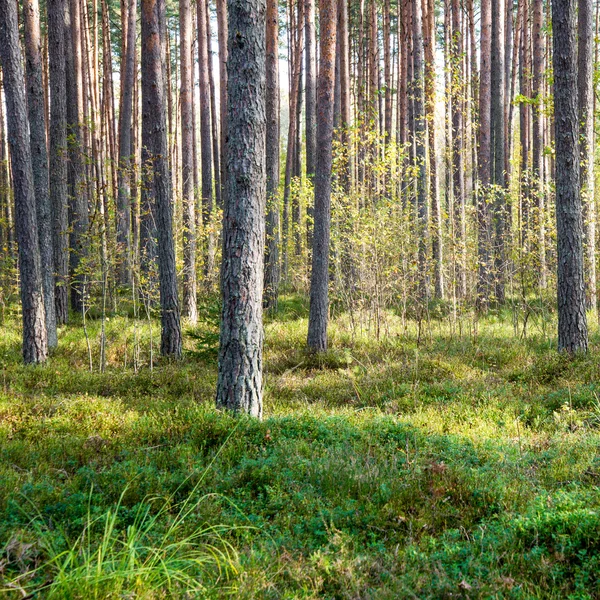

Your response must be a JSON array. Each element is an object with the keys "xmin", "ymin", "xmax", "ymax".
[
  {"xmin": 197, "ymin": 0, "xmax": 214, "ymax": 280},
  {"xmin": 23, "ymin": 0, "xmax": 57, "ymax": 348},
  {"xmin": 180, "ymin": 0, "xmax": 197, "ymax": 323},
  {"xmin": 307, "ymin": 0, "xmax": 337, "ymax": 352},
  {"xmin": 206, "ymin": 7, "xmax": 221, "ymax": 212},
  {"xmin": 424, "ymin": 0, "xmax": 443, "ymax": 299},
  {"xmin": 578, "ymin": 0, "xmax": 596, "ymax": 310},
  {"xmin": 491, "ymin": 0, "xmax": 506, "ymax": 303},
  {"xmin": 305, "ymin": 0, "xmax": 317, "ymax": 247},
  {"xmin": 0, "ymin": 0, "xmax": 48, "ymax": 363},
  {"xmin": 67, "ymin": 0, "xmax": 89, "ymax": 313},
  {"xmin": 552, "ymin": 0, "xmax": 588, "ymax": 352},
  {"xmin": 141, "ymin": 0, "xmax": 182, "ymax": 357},
  {"xmin": 116, "ymin": 0, "xmax": 136, "ymax": 286},
  {"xmin": 216, "ymin": 0, "xmax": 266, "ymax": 416},
  {"xmin": 532, "ymin": 0, "xmax": 547, "ymax": 290},
  {"xmin": 216, "ymin": 0, "xmax": 228, "ymax": 208},
  {"xmin": 264, "ymin": 0, "xmax": 280, "ymax": 310}
]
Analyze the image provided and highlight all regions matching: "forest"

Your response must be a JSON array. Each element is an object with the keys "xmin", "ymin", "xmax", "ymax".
[{"xmin": 1, "ymin": 0, "xmax": 600, "ymax": 595}]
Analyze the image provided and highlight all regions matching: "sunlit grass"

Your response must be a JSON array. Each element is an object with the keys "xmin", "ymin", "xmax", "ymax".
[{"xmin": 1, "ymin": 296, "xmax": 600, "ymax": 597}]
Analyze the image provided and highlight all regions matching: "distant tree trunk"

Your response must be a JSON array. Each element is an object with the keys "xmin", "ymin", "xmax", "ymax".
[
  {"xmin": 180, "ymin": 0, "xmax": 197, "ymax": 323},
  {"xmin": 141, "ymin": 0, "xmax": 182, "ymax": 357},
  {"xmin": 519, "ymin": 0, "xmax": 531, "ymax": 241},
  {"xmin": 451, "ymin": 0, "xmax": 466, "ymax": 298},
  {"xmin": 307, "ymin": 0, "xmax": 337, "ymax": 352},
  {"xmin": 0, "ymin": 0, "xmax": 48, "ymax": 363},
  {"xmin": 23, "ymin": 0, "xmax": 57, "ymax": 349},
  {"xmin": 48, "ymin": 0, "xmax": 69, "ymax": 326},
  {"xmin": 578, "ymin": 0, "xmax": 596, "ymax": 310},
  {"xmin": 338, "ymin": 0, "xmax": 351, "ymax": 187},
  {"xmin": 197, "ymin": 0, "xmax": 214, "ymax": 280},
  {"xmin": 532, "ymin": 0, "xmax": 546, "ymax": 290},
  {"xmin": 116, "ymin": 0, "xmax": 136, "ymax": 286},
  {"xmin": 264, "ymin": 0, "xmax": 280, "ymax": 310},
  {"xmin": 552, "ymin": 0, "xmax": 588, "ymax": 352},
  {"xmin": 412, "ymin": 0, "xmax": 427, "ymax": 301},
  {"xmin": 305, "ymin": 0, "xmax": 316, "ymax": 246},
  {"xmin": 66, "ymin": 0, "xmax": 89, "ymax": 313},
  {"xmin": 424, "ymin": 0, "xmax": 443, "ymax": 299},
  {"xmin": 216, "ymin": 0, "xmax": 228, "ymax": 208},
  {"xmin": 491, "ymin": 0, "xmax": 506, "ymax": 303},
  {"xmin": 216, "ymin": 0, "xmax": 266, "ymax": 416},
  {"xmin": 206, "ymin": 7, "xmax": 221, "ymax": 211},
  {"xmin": 477, "ymin": 0, "xmax": 492, "ymax": 310},
  {"xmin": 383, "ymin": 0, "xmax": 392, "ymax": 143}
]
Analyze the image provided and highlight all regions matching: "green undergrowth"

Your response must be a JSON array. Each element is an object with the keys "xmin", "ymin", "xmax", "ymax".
[{"xmin": 2, "ymin": 296, "xmax": 600, "ymax": 598}]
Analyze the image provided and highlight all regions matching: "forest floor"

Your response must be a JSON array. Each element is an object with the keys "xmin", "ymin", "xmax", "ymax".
[{"xmin": 1, "ymin": 295, "xmax": 600, "ymax": 598}]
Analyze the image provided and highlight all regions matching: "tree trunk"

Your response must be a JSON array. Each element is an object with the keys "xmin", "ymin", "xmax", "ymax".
[
  {"xmin": 578, "ymin": 0, "xmax": 596, "ymax": 310},
  {"xmin": 216, "ymin": 0, "xmax": 266, "ymax": 416},
  {"xmin": 141, "ymin": 0, "xmax": 182, "ymax": 357},
  {"xmin": 23, "ymin": 0, "xmax": 57, "ymax": 348},
  {"xmin": 0, "ymin": 0, "xmax": 48, "ymax": 363},
  {"xmin": 307, "ymin": 0, "xmax": 337, "ymax": 352},
  {"xmin": 264, "ymin": 0, "xmax": 280, "ymax": 310},
  {"xmin": 305, "ymin": 0, "xmax": 316, "ymax": 246},
  {"xmin": 197, "ymin": 0, "xmax": 215, "ymax": 281},
  {"xmin": 532, "ymin": 0, "xmax": 546, "ymax": 290},
  {"xmin": 66, "ymin": 0, "xmax": 89, "ymax": 313},
  {"xmin": 180, "ymin": 0, "xmax": 197, "ymax": 323},
  {"xmin": 552, "ymin": 0, "xmax": 588, "ymax": 352},
  {"xmin": 216, "ymin": 0, "xmax": 228, "ymax": 208}
]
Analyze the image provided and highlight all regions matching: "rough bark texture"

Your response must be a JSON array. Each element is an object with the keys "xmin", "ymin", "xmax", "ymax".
[
  {"xmin": 141, "ymin": 0, "xmax": 182, "ymax": 357},
  {"xmin": 180, "ymin": 0, "xmax": 197, "ymax": 323},
  {"xmin": 578, "ymin": 0, "xmax": 596, "ymax": 309},
  {"xmin": 116, "ymin": 0, "xmax": 136, "ymax": 286},
  {"xmin": 0, "ymin": 0, "xmax": 48, "ymax": 363},
  {"xmin": 216, "ymin": 0, "xmax": 267, "ymax": 416},
  {"xmin": 48, "ymin": 0, "xmax": 69, "ymax": 326},
  {"xmin": 23, "ymin": 0, "xmax": 57, "ymax": 349},
  {"xmin": 552, "ymin": 0, "xmax": 588, "ymax": 352},
  {"xmin": 264, "ymin": 0, "xmax": 280, "ymax": 310},
  {"xmin": 307, "ymin": 0, "xmax": 337, "ymax": 352}
]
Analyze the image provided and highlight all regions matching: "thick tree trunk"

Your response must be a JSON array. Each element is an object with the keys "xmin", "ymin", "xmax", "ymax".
[
  {"xmin": 264, "ymin": 0, "xmax": 280, "ymax": 310},
  {"xmin": 116, "ymin": 0, "xmax": 136, "ymax": 286},
  {"xmin": 23, "ymin": 0, "xmax": 57, "ymax": 348},
  {"xmin": 552, "ymin": 0, "xmax": 588, "ymax": 352},
  {"xmin": 216, "ymin": 0, "xmax": 266, "ymax": 416},
  {"xmin": 141, "ymin": 0, "xmax": 182, "ymax": 357},
  {"xmin": 0, "ymin": 0, "xmax": 48, "ymax": 363},
  {"xmin": 578, "ymin": 0, "xmax": 596, "ymax": 310},
  {"xmin": 307, "ymin": 0, "xmax": 337, "ymax": 352},
  {"xmin": 180, "ymin": 0, "xmax": 197, "ymax": 323}
]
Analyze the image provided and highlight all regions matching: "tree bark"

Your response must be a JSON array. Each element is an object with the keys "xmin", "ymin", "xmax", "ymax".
[
  {"xmin": 264, "ymin": 0, "xmax": 280, "ymax": 310},
  {"xmin": 0, "ymin": 0, "xmax": 48, "ymax": 363},
  {"xmin": 141, "ymin": 0, "xmax": 182, "ymax": 357},
  {"xmin": 552, "ymin": 0, "xmax": 588, "ymax": 352},
  {"xmin": 180, "ymin": 0, "xmax": 197, "ymax": 323},
  {"xmin": 216, "ymin": 0, "xmax": 228, "ymax": 208},
  {"xmin": 116, "ymin": 0, "xmax": 137, "ymax": 286},
  {"xmin": 307, "ymin": 0, "xmax": 337, "ymax": 352},
  {"xmin": 216, "ymin": 0, "xmax": 266, "ymax": 416},
  {"xmin": 23, "ymin": 0, "xmax": 57, "ymax": 348},
  {"xmin": 578, "ymin": 0, "xmax": 596, "ymax": 310}
]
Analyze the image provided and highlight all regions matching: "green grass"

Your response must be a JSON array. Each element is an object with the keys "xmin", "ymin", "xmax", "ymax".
[{"xmin": 2, "ymin": 297, "xmax": 600, "ymax": 598}]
